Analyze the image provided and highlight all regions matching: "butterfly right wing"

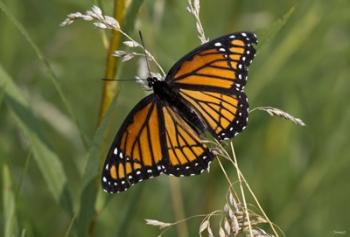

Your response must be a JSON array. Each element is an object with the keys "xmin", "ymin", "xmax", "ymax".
[
  {"xmin": 164, "ymin": 32, "xmax": 257, "ymax": 140},
  {"xmin": 102, "ymin": 94, "xmax": 166, "ymax": 193},
  {"xmin": 167, "ymin": 32, "xmax": 257, "ymax": 91}
]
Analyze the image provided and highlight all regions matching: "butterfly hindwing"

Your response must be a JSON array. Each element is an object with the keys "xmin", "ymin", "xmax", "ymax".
[
  {"xmin": 178, "ymin": 89, "xmax": 249, "ymax": 140},
  {"xmin": 161, "ymin": 104, "xmax": 214, "ymax": 176}
]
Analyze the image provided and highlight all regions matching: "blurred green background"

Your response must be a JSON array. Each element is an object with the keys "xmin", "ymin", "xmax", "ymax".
[{"xmin": 1, "ymin": 0, "xmax": 349, "ymax": 236}]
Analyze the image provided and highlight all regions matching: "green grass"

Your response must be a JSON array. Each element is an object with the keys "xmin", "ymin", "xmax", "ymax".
[{"xmin": 1, "ymin": 0, "xmax": 350, "ymax": 236}]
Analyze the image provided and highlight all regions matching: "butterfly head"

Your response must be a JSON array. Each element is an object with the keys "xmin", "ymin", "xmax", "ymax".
[{"xmin": 147, "ymin": 77, "xmax": 159, "ymax": 88}]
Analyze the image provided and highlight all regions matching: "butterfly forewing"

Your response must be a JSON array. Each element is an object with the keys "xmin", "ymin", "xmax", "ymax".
[
  {"xmin": 168, "ymin": 32, "xmax": 257, "ymax": 92},
  {"xmin": 102, "ymin": 95, "xmax": 165, "ymax": 193}
]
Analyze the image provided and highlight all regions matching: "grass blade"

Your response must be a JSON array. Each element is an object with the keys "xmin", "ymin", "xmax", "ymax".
[
  {"xmin": 0, "ymin": 65, "xmax": 73, "ymax": 214},
  {"xmin": 0, "ymin": 0, "xmax": 89, "ymax": 149},
  {"xmin": 251, "ymin": 3, "xmax": 322, "ymax": 98},
  {"xmin": 75, "ymin": 97, "xmax": 117, "ymax": 236},
  {"xmin": 123, "ymin": 0, "xmax": 144, "ymax": 33},
  {"xmin": 75, "ymin": 1, "xmax": 145, "ymax": 235},
  {"xmin": 2, "ymin": 164, "xmax": 18, "ymax": 237},
  {"xmin": 257, "ymin": 6, "xmax": 295, "ymax": 50}
]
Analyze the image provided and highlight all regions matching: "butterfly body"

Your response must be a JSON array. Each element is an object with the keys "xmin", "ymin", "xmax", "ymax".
[
  {"xmin": 151, "ymin": 77, "xmax": 207, "ymax": 134},
  {"xmin": 102, "ymin": 32, "xmax": 257, "ymax": 193}
]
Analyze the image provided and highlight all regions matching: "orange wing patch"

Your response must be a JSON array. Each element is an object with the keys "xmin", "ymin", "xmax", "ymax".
[
  {"xmin": 175, "ymin": 52, "xmax": 225, "ymax": 78},
  {"xmin": 102, "ymin": 96, "xmax": 165, "ymax": 193},
  {"xmin": 169, "ymin": 32, "xmax": 257, "ymax": 91},
  {"xmin": 162, "ymin": 106, "xmax": 213, "ymax": 176},
  {"xmin": 179, "ymin": 89, "xmax": 249, "ymax": 140}
]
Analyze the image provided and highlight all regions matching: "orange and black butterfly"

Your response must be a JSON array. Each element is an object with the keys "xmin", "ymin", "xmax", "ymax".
[{"xmin": 102, "ymin": 32, "xmax": 257, "ymax": 193}]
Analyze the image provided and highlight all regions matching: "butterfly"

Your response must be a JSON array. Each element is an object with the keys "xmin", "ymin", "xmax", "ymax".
[{"xmin": 102, "ymin": 32, "xmax": 257, "ymax": 193}]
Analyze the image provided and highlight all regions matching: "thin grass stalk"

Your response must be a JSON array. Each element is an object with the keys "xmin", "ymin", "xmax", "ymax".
[
  {"xmin": 230, "ymin": 142, "xmax": 253, "ymax": 237},
  {"xmin": 213, "ymin": 139, "xmax": 279, "ymax": 236},
  {"xmin": 97, "ymin": 0, "xmax": 126, "ymax": 125},
  {"xmin": 15, "ymin": 150, "xmax": 32, "ymax": 197},
  {"xmin": 225, "ymin": 145, "xmax": 280, "ymax": 237},
  {"xmin": 169, "ymin": 177, "xmax": 189, "ymax": 237}
]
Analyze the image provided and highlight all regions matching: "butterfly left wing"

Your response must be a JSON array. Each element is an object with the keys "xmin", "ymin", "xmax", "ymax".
[
  {"xmin": 102, "ymin": 94, "xmax": 214, "ymax": 193},
  {"xmin": 102, "ymin": 94, "xmax": 166, "ymax": 193}
]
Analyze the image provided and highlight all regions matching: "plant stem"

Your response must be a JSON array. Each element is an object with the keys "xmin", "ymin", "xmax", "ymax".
[
  {"xmin": 89, "ymin": 1, "xmax": 126, "ymax": 236},
  {"xmin": 227, "ymin": 143, "xmax": 280, "ymax": 237},
  {"xmin": 169, "ymin": 177, "xmax": 189, "ymax": 237},
  {"xmin": 230, "ymin": 142, "xmax": 254, "ymax": 237},
  {"xmin": 97, "ymin": 0, "xmax": 126, "ymax": 125}
]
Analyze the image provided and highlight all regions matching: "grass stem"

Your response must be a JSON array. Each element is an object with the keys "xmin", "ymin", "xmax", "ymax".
[
  {"xmin": 230, "ymin": 142, "xmax": 254, "ymax": 237},
  {"xmin": 169, "ymin": 177, "xmax": 189, "ymax": 237},
  {"xmin": 97, "ymin": 0, "xmax": 126, "ymax": 125}
]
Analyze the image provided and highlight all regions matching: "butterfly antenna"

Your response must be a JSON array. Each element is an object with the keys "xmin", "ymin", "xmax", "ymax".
[{"xmin": 138, "ymin": 31, "xmax": 152, "ymax": 78}]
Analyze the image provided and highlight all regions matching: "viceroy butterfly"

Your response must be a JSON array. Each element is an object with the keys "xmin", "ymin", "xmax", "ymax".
[{"xmin": 102, "ymin": 32, "xmax": 257, "ymax": 193}]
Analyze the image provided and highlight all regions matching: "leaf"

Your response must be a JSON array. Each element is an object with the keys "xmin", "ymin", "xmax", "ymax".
[
  {"xmin": 3, "ymin": 164, "xmax": 18, "ymax": 237},
  {"xmin": 251, "ymin": 3, "xmax": 322, "ymax": 98},
  {"xmin": 0, "ymin": 65, "xmax": 73, "ymax": 215},
  {"xmin": 0, "ymin": 1, "xmax": 88, "ymax": 149},
  {"xmin": 123, "ymin": 0, "xmax": 145, "ymax": 32},
  {"xmin": 75, "ymin": 96, "xmax": 118, "ymax": 236},
  {"xmin": 257, "ymin": 6, "xmax": 295, "ymax": 50}
]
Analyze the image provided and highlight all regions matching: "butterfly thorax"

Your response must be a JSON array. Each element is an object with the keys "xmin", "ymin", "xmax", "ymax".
[
  {"xmin": 151, "ymin": 78, "xmax": 178, "ymax": 106},
  {"xmin": 151, "ymin": 77, "xmax": 206, "ymax": 134}
]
